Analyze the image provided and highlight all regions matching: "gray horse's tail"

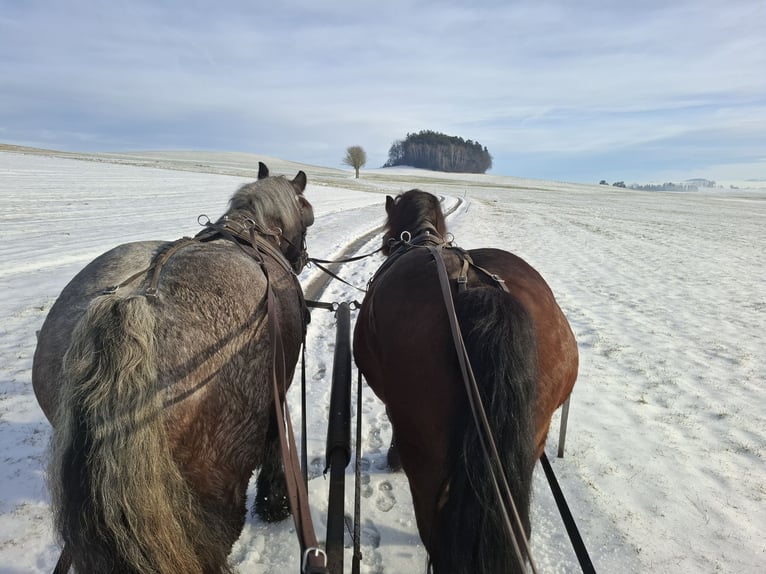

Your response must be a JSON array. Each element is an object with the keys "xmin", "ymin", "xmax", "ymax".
[{"xmin": 49, "ymin": 293, "xmax": 207, "ymax": 573}]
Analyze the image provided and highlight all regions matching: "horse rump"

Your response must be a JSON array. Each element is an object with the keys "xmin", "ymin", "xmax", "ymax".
[
  {"xmin": 432, "ymin": 286, "xmax": 538, "ymax": 574},
  {"xmin": 48, "ymin": 292, "xmax": 218, "ymax": 573}
]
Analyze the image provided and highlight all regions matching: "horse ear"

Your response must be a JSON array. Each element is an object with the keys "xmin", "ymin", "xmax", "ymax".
[
  {"xmin": 299, "ymin": 196, "xmax": 315, "ymax": 227},
  {"xmin": 258, "ymin": 162, "xmax": 269, "ymax": 180},
  {"xmin": 386, "ymin": 195, "xmax": 395, "ymax": 213},
  {"xmin": 292, "ymin": 171, "xmax": 307, "ymax": 193}
]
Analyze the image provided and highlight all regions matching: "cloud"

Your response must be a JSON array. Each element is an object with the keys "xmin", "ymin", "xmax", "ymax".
[{"xmin": 1, "ymin": 0, "xmax": 764, "ymax": 183}]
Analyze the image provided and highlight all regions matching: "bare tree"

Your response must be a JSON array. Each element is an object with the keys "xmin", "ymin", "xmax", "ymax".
[{"xmin": 342, "ymin": 145, "xmax": 367, "ymax": 178}]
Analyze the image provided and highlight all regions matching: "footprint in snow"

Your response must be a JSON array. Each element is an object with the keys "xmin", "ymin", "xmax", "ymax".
[
  {"xmin": 313, "ymin": 364, "xmax": 327, "ymax": 381},
  {"xmin": 375, "ymin": 481, "xmax": 396, "ymax": 512},
  {"xmin": 367, "ymin": 427, "xmax": 383, "ymax": 451}
]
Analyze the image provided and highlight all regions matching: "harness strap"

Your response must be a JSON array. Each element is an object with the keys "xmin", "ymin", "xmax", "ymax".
[
  {"xmin": 261, "ymin": 263, "xmax": 327, "ymax": 574},
  {"xmin": 310, "ymin": 259, "xmax": 368, "ymax": 293},
  {"xmin": 301, "ymin": 335, "xmax": 309, "ymax": 490},
  {"xmin": 99, "ymin": 236, "xmax": 197, "ymax": 296},
  {"xmin": 100, "ymin": 218, "xmax": 299, "ymax": 298},
  {"xmin": 540, "ymin": 453, "xmax": 596, "ymax": 573},
  {"xmin": 146, "ymin": 237, "xmax": 198, "ymax": 296},
  {"xmin": 306, "ymin": 299, "xmax": 337, "ymax": 311},
  {"xmin": 309, "ymin": 244, "xmax": 384, "ymax": 265},
  {"xmin": 426, "ymin": 244, "xmax": 538, "ymax": 574},
  {"xmin": 451, "ymin": 248, "xmax": 510, "ymax": 294},
  {"xmin": 198, "ymin": 220, "xmax": 294, "ymax": 275},
  {"xmin": 457, "ymin": 252, "xmax": 471, "ymax": 293}
]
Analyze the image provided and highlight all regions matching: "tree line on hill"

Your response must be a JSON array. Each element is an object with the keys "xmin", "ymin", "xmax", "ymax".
[
  {"xmin": 383, "ymin": 130, "xmax": 493, "ymax": 173},
  {"xmin": 600, "ymin": 179, "xmax": 717, "ymax": 191}
]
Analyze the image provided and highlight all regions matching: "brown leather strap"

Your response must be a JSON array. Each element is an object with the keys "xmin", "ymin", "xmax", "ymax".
[
  {"xmin": 146, "ymin": 237, "xmax": 198, "ymax": 297},
  {"xmin": 425, "ymin": 244, "xmax": 536, "ymax": 574},
  {"xmin": 457, "ymin": 252, "xmax": 471, "ymax": 292},
  {"xmin": 99, "ymin": 236, "xmax": 204, "ymax": 297},
  {"xmin": 261, "ymin": 260, "xmax": 327, "ymax": 574}
]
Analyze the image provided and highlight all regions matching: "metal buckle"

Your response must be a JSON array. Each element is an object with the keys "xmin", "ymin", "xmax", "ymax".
[{"xmin": 301, "ymin": 547, "xmax": 328, "ymax": 573}]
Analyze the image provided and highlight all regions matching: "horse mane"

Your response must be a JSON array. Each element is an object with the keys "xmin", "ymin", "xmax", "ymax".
[
  {"xmin": 217, "ymin": 165, "xmax": 312, "ymax": 272},
  {"xmin": 383, "ymin": 189, "xmax": 448, "ymax": 254},
  {"xmin": 224, "ymin": 175, "xmax": 303, "ymax": 231}
]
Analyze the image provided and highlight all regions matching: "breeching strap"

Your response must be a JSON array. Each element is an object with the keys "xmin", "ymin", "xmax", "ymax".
[{"xmin": 425, "ymin": 244, "xmax": 539, "ymax": 574}]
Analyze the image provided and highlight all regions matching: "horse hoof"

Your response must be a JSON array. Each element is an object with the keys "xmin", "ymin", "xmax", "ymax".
[
  {"xmin": 254, "ymin": 493, "xmax": 291, "ymax": 522},
  {"xmin": 387, "ymin": 446, "xmax": 402, "ymax": 472}
]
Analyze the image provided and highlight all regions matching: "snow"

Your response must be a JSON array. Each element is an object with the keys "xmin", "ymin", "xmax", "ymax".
[{"xmin": 1, "ymin": 150, "xmax": 764, "ymax": 573}]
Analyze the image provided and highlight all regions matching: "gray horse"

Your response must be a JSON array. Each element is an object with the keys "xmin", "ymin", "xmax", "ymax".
[{"xmin": 32, "ymin": 163, "xmax": 314, "ymax": 573}]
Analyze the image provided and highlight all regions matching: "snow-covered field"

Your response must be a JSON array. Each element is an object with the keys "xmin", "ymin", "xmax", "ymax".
[{"xmin": 1, "ymin": 150, "xmax": 764, "ymax": 573}]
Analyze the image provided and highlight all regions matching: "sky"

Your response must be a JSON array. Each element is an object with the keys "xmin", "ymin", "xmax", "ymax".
[{"xmin": 1, "ymin": 0, "xmax": 765, "ymax": 185}]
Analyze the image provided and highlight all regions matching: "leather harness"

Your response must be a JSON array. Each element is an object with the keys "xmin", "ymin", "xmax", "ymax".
[{"xmin": 371, "ymin": 226, "xmax": 509, "ymax": 295}]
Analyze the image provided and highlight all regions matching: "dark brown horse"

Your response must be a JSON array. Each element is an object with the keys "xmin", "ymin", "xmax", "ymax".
[
  {"xmin": 353, "ymin": 190, "xmax": 579, "ymax": 574},
  {"xmin": 32, "ymin": 163, "xmax": 314, "ymax": 573}
]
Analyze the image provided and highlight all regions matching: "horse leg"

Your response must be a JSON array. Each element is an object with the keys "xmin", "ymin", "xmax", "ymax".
[
  {"xmin": 385, "ymin": 407, "xmax": 402, "ymax": 471},
  {"xmin": 254, "ymin": 410, "xmax": 291, "ymax": 522}
]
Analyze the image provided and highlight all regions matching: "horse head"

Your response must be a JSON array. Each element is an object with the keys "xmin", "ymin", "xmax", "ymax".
[
  {"xmin": 382, "ymin": 189, "xmax": 447, "ymax": 255},
  {"xmin": 225, "ymin": 162, "xmax": 314, "ymax": 273}
]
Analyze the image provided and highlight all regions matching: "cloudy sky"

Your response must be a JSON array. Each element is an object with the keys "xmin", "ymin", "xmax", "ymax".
[{"xmin": 2, "ymin": 0, "xmax": 764, "ymax": 184}]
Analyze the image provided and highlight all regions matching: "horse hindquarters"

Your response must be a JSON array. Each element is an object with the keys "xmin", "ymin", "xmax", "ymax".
[
  {"xmin": 433, "ymin": 287, "xmax": 538, "ymax": 574},
  {"xmin": 49, "ymin": 293, "xmax": 209, "ymax": 574}
]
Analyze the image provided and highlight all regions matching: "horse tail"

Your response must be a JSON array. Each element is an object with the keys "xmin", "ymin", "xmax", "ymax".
[
  {"xmin": 49, "ymin": 293, "xmax": 207, "ymax": 573},
  {"xmin": 435, "ymin": 286, "xmax": 538, "ymax": 574}
]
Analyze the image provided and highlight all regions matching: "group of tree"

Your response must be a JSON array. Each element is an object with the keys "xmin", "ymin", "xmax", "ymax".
[
  {"xmin": 384, "ymin": 130, "xmax": 493, "ymax": 173},
  {"xmin": 342, "ymin": 131, "xmax": 492, "ymax": 177},
  {"xmin": 599, "ymin": 179, "xmax": 717, "ymax": 191}
]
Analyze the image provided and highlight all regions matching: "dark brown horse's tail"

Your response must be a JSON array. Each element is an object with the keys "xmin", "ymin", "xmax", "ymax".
[
  {"xmin": 48, "ymin": 293, "xmax": 207, "ymax": 573},
  {"xmin": 435, "ymin": 286, "xmax": 538, "ymax": 574}
]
